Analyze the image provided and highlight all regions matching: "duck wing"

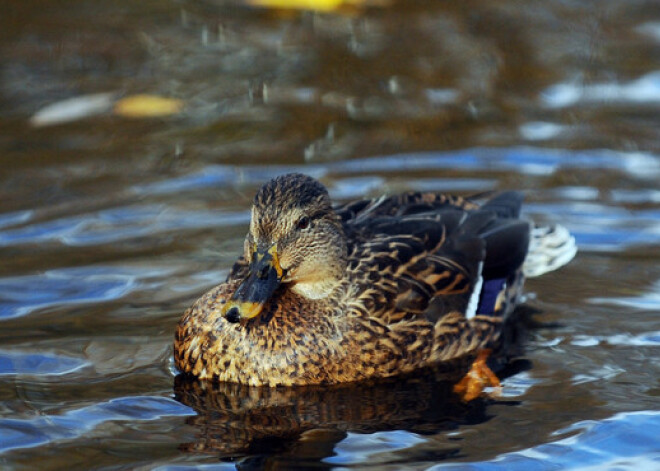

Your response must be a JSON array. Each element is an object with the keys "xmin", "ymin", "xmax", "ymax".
[
  {"xmin": 335, "ymin": 191, "xmax": 477, "ymax": 224},
  {"xmin": 343, "ymin": 192, "xmax": 530, "ymax": 326}
]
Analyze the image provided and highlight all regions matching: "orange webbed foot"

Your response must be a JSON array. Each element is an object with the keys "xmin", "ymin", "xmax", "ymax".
[{"xmin": 453, "ymin": 349, "xmax": 502, "ymax": 402}]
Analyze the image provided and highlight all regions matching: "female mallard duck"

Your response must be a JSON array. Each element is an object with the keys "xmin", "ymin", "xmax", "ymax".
[{"xmin": 174, "ymin": 173, "xmax": 576, "ymax": 392}]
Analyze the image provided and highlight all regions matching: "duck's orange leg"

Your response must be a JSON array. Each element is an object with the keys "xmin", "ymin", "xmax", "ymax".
[{"xmin": 453, "ymin": 349, "xmax": 501, "ymax": 402}]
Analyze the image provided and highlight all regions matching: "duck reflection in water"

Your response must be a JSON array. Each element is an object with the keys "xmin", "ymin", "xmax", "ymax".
[{"xmin": 173, "ymin": 364, "xmax": 524, "ymax": 459}]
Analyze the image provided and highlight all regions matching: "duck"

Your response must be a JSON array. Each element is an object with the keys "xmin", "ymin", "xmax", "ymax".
[{"xmin": 174, "ymin": 173, "xmax": 576, "ymax": 394}]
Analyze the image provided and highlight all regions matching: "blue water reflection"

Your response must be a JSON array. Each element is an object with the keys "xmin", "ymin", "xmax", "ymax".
[
  {"xmin": 325, "ymin": 430, "xmax": 428, "ymax": 465},
  {"xmin": 129, "ymin": 148, "xmax": 660, "ymax": 200},
  {"xmin": 0, "ymin": 351, "xmax": 87, "ymax": 376},
  {"xmin": 542, "ymin": 71, "xmax": 660, "ymax": 108},
  {"xmin": 0, "ymin": 266, "xmax": 169, "ymax": 319},
  {"xmin": 323, "ymin": 412, "xmax": 660, "ymax": 470},
  {"xmin": 0, "ymin": 205, "xmax": 250, "ymax": 247},
  {"xmin": 0, "ymin": 210, "xmax": 32, "ymax": 229},
  {"xmin": 3, "ymin": 148, "xmax": 645, "ymax": 256},
  {"xmin": 333, "ymin": 148, "xmax": 660, "ymax": 180},
  {"xmin": 430, "ymin": 411, "xmax": 660, "ymax": 470},
  {"xmin": 0, "ymin": 396, "xmax": 194, "ymax": 453}
]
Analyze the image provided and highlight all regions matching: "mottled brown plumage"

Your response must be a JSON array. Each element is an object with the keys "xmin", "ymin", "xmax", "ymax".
[{"xmin": 174, "ymin": 173, "xmax": 541, "ymax": 387}]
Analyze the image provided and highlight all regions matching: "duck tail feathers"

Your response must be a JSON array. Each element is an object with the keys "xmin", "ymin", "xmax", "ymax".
[{"xmin": 523, "ymin": 224, "xmax": 577, "ymax": 278}]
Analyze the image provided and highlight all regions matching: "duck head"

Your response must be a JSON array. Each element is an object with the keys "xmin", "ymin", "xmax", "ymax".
[{"xmin": 222, "ymin": 173, "xmax": 348, "ymax": 323}]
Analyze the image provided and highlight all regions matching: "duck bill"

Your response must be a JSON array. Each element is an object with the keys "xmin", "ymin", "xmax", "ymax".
[{"xmin": 223, "ymin": 245, "xmax": 283, "ymax": 323}]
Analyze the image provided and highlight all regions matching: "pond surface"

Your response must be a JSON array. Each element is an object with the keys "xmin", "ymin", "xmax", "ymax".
[{"xmin": 1, "ymin": 0, "xmax": 659, "ymax": 469}]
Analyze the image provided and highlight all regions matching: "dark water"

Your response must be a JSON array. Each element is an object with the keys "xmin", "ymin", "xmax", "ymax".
[{"xmin": 1, "ymin": 0, "xmax": 659, "ymax": 469}]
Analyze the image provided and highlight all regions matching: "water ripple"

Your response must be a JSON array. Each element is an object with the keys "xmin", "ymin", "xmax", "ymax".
[
  {"xmin": 2, "ymin": 149, "xmax": 655, "ymax": 255},
  {"xmin": 332, "ymin": 148, "xmax": 660, "ymax": 180},
  {"xmin": 132, "ymin": 167, "xmax": 238, "ymax": 196},
  {"xmin": 0, "ymin": 351, "xmax": 88, "ymax": 376},
  {"xmin": 525, "ymin": 202, "xmax": 660, "ymax": 252},
  {"xmin": 0, "ymin": 210, "xmax": 32, "ymax": 229},
  {"xmin": 589, "ymin": 279, "xmax": 660, "ymax": 310},
  {"xmin": 0, "ymin": 396, "xmax": 194, "ymax": 454},
  {"xmin": 154, "ymin": 464, "xmax": 235, "ymax": 471},
  {"xmin": 324, "ymin": 430, "xmax": 427, "ymax": 466},
  {"xmin": 130, "ymin": 148, "xmax": 660, "ymax": 201},
  {"xmin": 0, "ymin": 205, "xmax": 249, "ymax": 247},
  {"xmin": 542, "ymin": 71, "xmax": 660, "ymax": 108},
  {"xmin": 572, "ymin": 331, "xmax": 660, "ymax": 348},
  {"xmin": 429, "ymin": 411, "xmax": 660, "ymax": 471},
  {"xmin": 0, "ymin": 266, "xmax": 173, "ymax": 320}
]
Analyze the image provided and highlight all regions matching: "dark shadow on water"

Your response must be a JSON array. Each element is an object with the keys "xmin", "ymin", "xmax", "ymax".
[{"xmin": 174, "ymin": 370, "xmax": 488, "ymax": 465}]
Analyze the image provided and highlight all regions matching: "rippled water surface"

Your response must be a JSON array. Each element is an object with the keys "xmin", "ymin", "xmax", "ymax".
[{"xmin": 1, "ymin": 0, "xmax": 659, "ymax": 469}]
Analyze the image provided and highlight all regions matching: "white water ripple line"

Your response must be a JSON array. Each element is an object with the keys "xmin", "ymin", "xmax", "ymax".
[
  {"xmin": 541, "ymin": 71, "xmax": 660, "ymax": 108},
  {"xmin": 589, "ymin": 279, "xmax": 660, "ymax": 310}
]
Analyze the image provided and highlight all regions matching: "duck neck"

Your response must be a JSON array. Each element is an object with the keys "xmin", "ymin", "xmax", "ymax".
[{"xmin": 289, "ymin": 276, "xmax": 343, "ymax": 300}]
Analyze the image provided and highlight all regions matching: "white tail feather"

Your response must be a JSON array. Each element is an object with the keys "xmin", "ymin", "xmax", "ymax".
[{"xmin": 523, "ymin": 224, "xmax": 577, "ymax": 278}]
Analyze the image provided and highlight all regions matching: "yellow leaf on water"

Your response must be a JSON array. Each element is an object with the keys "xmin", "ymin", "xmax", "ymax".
[
  {"xmin": 114, "ymin": 94, "xmax": 184, "ymax": 118},
  {"xmin": 249, "ymin": 0, "xmax": 341, "ymax": 10},
  {"xmin": 248, "ymin": 0, "xmax": 370, "ymax": 12}
]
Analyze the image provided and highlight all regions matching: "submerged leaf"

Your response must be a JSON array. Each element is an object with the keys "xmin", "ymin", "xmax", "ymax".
[
  {"xmin": 114, "ymin": 94, "xmax": 184, "ymax": 118},
  {"xmin": 248, "ymin": 0, "xmax": 379, "ymax": 12}
]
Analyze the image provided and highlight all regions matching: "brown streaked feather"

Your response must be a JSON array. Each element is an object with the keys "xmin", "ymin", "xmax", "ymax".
[{"xmin": 335, "ymin": 191, "xmax": 478, "ymax": 223}]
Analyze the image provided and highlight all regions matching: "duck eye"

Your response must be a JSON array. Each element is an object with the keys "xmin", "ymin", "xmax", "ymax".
[{"xmin": 296, "ymin": 216, "xmax": 311, "ymax": 230}]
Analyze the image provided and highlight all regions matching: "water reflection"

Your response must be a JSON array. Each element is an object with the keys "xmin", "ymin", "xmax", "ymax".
[
  {"xmin": 428, "ymin": 411, "xmax": 660, "ymax": 471},
  {"xmin": 174, "ymin": 371, "xmax": 489, "ymax": 458},
  {"xmin": 0, "ymin": 205, "xmax": 249, "ymax": 247},
  {"xmin": 590, "ymin": 279, "xmax": 660, "ymax": 310},
  {"xmin": 0, "ymin": 351, "xmax": 87, "ymax": 377},
  {"xmin": 0, "ymin": 266, "xmax": 170, "ymax": 319},
  {"xmin": 541, "ymin": 71, "xmax": 660, "ymax": 108},
  {"xmin": 0, "ymin": 395, "xmax": 193, "ymax": 454}
]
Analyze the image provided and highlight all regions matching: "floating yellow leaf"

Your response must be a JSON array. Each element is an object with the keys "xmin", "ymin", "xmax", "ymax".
[
  {"xmin": 114, "ymin": 94, "xmax": 184, "ymax": 118},
  {"xmin": 248, "ymin": 0, "xmax": 371, "ymax": 12}
]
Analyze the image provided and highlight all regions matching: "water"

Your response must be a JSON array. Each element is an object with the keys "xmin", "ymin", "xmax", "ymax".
[{"xmin": 1, "ymin": 0, "xmax": 659, "ymax": 469}]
